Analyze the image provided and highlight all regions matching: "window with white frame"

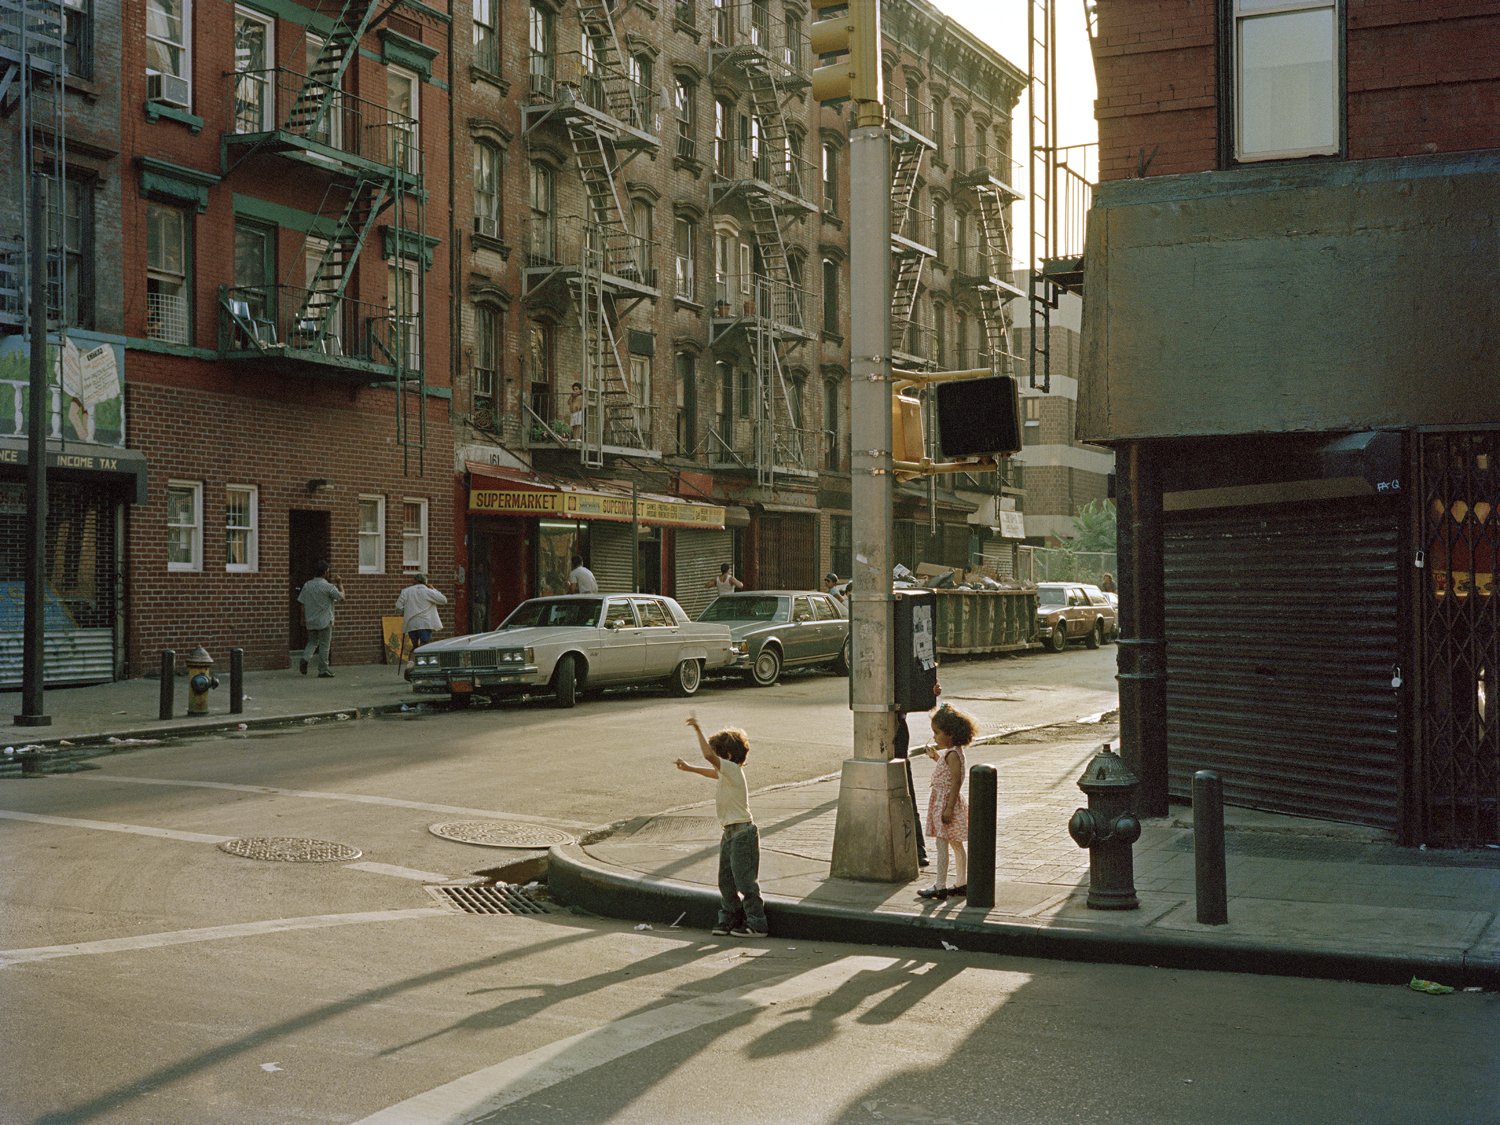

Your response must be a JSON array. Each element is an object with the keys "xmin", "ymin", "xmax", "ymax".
[
  {"xmin": 402, "ymin": 498, "xmax": 428, "ymax": 572},
  {"xmin": 146, "ymin": 0, "xmax": 190, "ymax": 88},
  {"xmin": 674, "ymin": 215, "xmax": 695, "ymax": 300},
  {"xmin": 146, "ymin": 202, "xmax": 190, "ymax": 344},
  {"xmin": 305, "ymin": 34, "xmax": 344, "ymax": 148},
  {"xmin": 737, "ymin": 240, "xmax": 751, "ymax": 297},
  {"xmin": 358, "ymin": 495, "xmax": 386, "ymax": 573},
  {"xmin": 63, "ymin": 0, "xmax": 93, "ymax": 80},
  {"xmin": 474, "ymin": 303, "xmax": 499, "ymax": 412},
  {"xmin": 530, "ymin": 161, "xmax": 555, "ymax": 260},
  {"xmin": 473, "ymin": 0, "xmax": 499, "ymax": 74},
  {"xmin": 631, "ymin": 198, "xmax": 653, "ymax": 279},
  {"xmin": 822, "ymin": 141, "xmax": 837, "ymax": 213},
  {"xmin": 629, "ymin": 352, "xmax": 651, "ymax": 431},
  {"xmin": 474, "ymin": 141, "xmax": 501, "ymax": 237},
  {"xmin": 225, "ymin": 485, "xmax": 258, "ymax": 571},
  {"xmin": 233, "ymin": 7, "xmax": 274, "ymax": 132},
  {"xmin": 388, "ymin": 65, "xmax": 420, "ymax": 172},
  {"xmin": 388, "ymin": 259, "xmax": 420, "ymax": 368},
  {"xmin": 1233, "ymin": 0, "xmax": 1339, "ymax": 161},
  {"xmin": 166, "ymin": 480, "xmax": 202, "ymax": 571},
  {"xmin": 674, "ymin": 77, "xmax": 695, "ymax": 159}
]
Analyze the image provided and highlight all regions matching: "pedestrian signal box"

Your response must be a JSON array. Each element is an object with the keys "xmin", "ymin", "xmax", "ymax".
[{"xmin": 934, "ymin": 375, "xmax": 1023, "ymax": 459}]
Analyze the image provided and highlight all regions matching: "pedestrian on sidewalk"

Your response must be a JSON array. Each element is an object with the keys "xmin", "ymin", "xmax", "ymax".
[
  {"xmin": 674, "ymin": 715, "xmax": 768, "ymax": 938},
  {"xmin": 894, "ymin": 679, "xmax": 943, "ymax": 869},
  {"xmin": 297, "ymin": 561, "xmax": 344, "ymax": 679},
  {"xmin": 918, "ymin": 702, "xmax": 977, "ymax": 901},
  {"xmin": 706, "ymin": 562, "xmax": 743, "ymax": 594},
  {"xmin": 567, "ymin": 554, "xmax": 598, "ymax": 594},
  {"xmin": 395, "ymin": 574, "xmax": 447, "ymax": 674}
]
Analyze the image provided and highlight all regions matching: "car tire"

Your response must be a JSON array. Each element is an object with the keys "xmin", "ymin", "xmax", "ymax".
[
  {"xmin": 670, "ymin": 658, "xmax": 703, "ymax": 696},
  {"xmin": 751, "ymin": 646, "xmax": 782, "ymax": 687},
  {"xmin": 449, "ymin": 693, "xmax": 472, "ymax": 709},
  {"xmin": 834, "ymin": 635, "xmax": 852, "ymax": 676},
  {"xmin": 1087, "ymin": 620, "xmax": 1103, "ymax": 649},
  {"xmin": 553, "ymin": 655, "xmax": 578, "ymax": 709},
  {"xmin": 1047, "ymin": 625, "xmax": 1068, "ymax": 653}
]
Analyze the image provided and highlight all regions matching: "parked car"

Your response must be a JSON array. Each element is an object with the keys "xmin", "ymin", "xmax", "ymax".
[
  {"xmin": 1079, "ymin": 583, "xmax": 1120, "ymax": 640},
  {"xmin": 1036, "ymin": 581, "xmax": 1118, "ymax": 652},
  {"xmin": 697, "ymin": 590, "xmax": 850, "ymax": 687},
  {"xmin": 409, "ymin": 594, "xmax": 734, "ymax": 708}
]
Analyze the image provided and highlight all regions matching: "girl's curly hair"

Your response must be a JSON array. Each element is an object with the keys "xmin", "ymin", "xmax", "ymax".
[{"xmin": 931, "ymin": 703, "xmax": 977, "ymax": 748}]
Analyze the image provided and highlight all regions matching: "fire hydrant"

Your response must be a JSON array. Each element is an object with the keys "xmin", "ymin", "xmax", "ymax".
[
  {"xmin": 1067, "ymin": 741, "xmax": 1142, "ymax": 910},
  {"xmin": 186, "ymin": 646, "xmax": 219, "ymax": 716}
]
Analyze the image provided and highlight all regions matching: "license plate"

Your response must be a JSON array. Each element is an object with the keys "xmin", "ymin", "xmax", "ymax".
[{"xmin": 450, "ymin": 679, "xmax": 474, "ymax": 693}]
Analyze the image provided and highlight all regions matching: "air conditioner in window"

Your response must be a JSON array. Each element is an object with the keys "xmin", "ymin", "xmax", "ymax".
[
  {"xmin": 147, "ymin": 71, "xmax": 191, "ymax": 109},
  {"xmin": 474, "ymin": 216, "xmax": 499, "ymax": 238}
]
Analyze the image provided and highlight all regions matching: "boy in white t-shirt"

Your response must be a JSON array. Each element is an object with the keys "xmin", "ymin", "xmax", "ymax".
[{"xmin": 675, "ymin": 715, "xmax": 767, "ymax": 938}]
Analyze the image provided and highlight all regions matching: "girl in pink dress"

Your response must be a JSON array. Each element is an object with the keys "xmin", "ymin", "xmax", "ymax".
[{"xmin": 918, "ymin": 703, "xmax": 978, "ymax": 901}]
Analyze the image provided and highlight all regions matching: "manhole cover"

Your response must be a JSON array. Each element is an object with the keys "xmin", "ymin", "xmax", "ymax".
[
  {"xmin": 219, "ymin": 836, "xmax": 362, "ymax": 862},
  {"xmin": 426, "ymin": 883, "xmax": 551, "ymax": 915},
  {"xmin": 429, "ymin": 821, "xmax": 574, "ymax": 849}
]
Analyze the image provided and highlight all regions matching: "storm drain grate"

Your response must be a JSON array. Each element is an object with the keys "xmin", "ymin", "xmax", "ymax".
[
  {"xmin": 429, "ymin": 821, "xmax": 575, "ymax": 849},
  {"xmin": 426, "ymin": 882, "xmax": 551, "ymax": 915},
  {"xmin": 219, "ymin": 837, "xmax": 363, "ymax": 863}
]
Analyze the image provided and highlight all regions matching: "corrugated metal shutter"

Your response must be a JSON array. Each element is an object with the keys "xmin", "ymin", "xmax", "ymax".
[
  {"xmin": 590, "ymin": 523, "xmax": 636, "ymax": 593},
  {"xmin": 1164, "ymin": 498, "xmax": 1400, "ymax": 829},
  {"xmin": 675, "ymin": 528, "xmax": 733, "ymax": 619},
  {"xmin": 756, "ymin": 513, "xmax": 815, "ymax": 588}
]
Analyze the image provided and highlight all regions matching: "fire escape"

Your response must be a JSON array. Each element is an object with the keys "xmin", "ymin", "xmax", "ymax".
[
  {"xmin": 0, "ymin": 0, "xmax": 68, "ymax": 341},
  {"xmin": 708, "ymin": 1, "xmax": 817, "ymax": 488},
  {"xmin": 887, "ymin": 86, "xmax": 936, "ymax": 372},
  {"xmin": 217, "ymin": 0, "xmax": 427, "ymax": 465},
  {"xmin": 954, "ymin": 145, "xmax": 1025, "ymax": 376},
  {"xmin": 523, "ymin": 0, "xmax": 660, "ymax": 468}
]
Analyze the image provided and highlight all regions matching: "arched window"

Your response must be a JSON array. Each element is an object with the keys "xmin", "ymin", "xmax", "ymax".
[{"xmin": 473, "ymin": 140, "xmax": 502, "ymax": 237}]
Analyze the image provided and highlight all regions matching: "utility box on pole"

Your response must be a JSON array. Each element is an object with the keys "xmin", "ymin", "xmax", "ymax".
[{"xmin": 893, "ymin": 589, "xmax": 939, "ymax": 712}]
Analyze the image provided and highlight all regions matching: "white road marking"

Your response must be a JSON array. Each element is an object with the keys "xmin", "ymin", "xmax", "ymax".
[
  {"xmin": 0, "ymin": 808, "xmax": 232, "ymax": 844},
  {"xmin": 345, "ymin": 862, "xmax": 453, "ymax": 882},
  {"xmin": 72, "ymin": 774, "xmax": 594, "ymax": 829},
  {"xmin": 354, "ymin": 955, "xmax": 900, "ymax": 1125},
  {"xmin": 0, "ymin": 908, "xmax": 448, "ymax": 967}
]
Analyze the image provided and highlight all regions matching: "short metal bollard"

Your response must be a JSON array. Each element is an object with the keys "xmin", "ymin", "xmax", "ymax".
[
  {"xmin": 967, "ymin": 764, "xmax": 997, "ymax": 909},
  {"xmin": 158, "ymin": 650, "xmax": 175, "ymax": 721},
  {"xmin": 1193, "ymin": 770, "xmax": 1228, "ymax": 925},
  {"xmin": 230, "ymin": 648, "xmax": 244, "ymax": 714}
]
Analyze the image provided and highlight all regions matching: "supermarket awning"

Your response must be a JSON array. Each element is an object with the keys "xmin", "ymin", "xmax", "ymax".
[{"xmin": 466, "ymin": 465, "xmax": 726, "ymax": 530}]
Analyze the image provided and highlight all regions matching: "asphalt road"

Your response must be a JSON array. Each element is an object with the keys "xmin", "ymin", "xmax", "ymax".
[{"xmin": 9, "ymin": 647, "xmax": 1489, "ymax": 1123}]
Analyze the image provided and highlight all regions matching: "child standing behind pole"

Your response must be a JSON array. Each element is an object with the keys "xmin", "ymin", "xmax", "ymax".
[
  {"xmin": 675, "ymin": 716, "xmax": 769, "ymax": 938},
  {"xmin": 918, "ymin": 703, "xmax": 978, "ymax": 901}
]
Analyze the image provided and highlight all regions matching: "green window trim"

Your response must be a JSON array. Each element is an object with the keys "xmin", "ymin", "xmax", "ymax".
[
  {"xmin": 144, "ymin": 102, "xmax": 205, "ymax": 134},
  {"xmin": 137, "ymin": 157, "xmax": 220, "ymax": 213},
  {"xmin": 379, "ymin": 29, "xmax": 438, "ymax": 79},
  {"xmin": 380, "ymin": 226, "xmax": 441, "ymax": 269}
]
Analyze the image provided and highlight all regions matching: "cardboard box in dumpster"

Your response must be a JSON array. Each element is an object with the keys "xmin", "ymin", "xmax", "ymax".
[{"xmin": 915, "ymin": 563, "xmax": 958, "ymax": 586}]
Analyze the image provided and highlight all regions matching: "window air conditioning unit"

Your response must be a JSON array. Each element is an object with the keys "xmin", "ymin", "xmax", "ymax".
[
  {"xmin": 474, "ymin": 216, "xmax": 499, "ymax": 238},
  {"xmin": 147, "ymin": 71, "xmax": 191, "ymax": 109}
]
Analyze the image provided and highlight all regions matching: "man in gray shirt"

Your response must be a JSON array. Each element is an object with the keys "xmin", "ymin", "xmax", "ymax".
[{"xmin": 297, "ymin": 560, "xmax": 345, "ymax": 678}]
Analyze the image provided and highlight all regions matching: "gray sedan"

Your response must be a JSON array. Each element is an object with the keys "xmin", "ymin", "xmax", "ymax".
[
  {"xmin": 698, "ymin": 591, "xmax": 851, "ymax": 687},
  {"xmin": 410, "ymin": 594, "xmax": 734, "ymax": 707}
]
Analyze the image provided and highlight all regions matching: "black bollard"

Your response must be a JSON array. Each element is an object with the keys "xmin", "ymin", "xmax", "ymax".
[
  {"xmin": 967, "ymin": 764, "xmax": 997, "ymax": 909},
  {"xmin": 1193, "ymin": 770, "xmax": 1228, "ymax": 925},
  {"xmin": 158, "ymin": 650, "xmax": 175, "ymax": 721},
  {"xmin": 230, "ymin": 648, "xmax": 244, "ymax": 714}
]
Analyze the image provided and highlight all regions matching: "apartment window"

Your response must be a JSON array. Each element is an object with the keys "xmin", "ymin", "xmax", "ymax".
[
  {"xmin": 823, "ymin": 378, "xmax": 840, "ymax": 470},
  {"xmin": 305, "ymin": 34, "xmax": 343, "ymax": 148},
  {"xmin": 933, "ymin": 197, "xmax": 945, "ymax": 258},
  {"xmin": 146, "ymin": 0, "xmax": 190, "ymax": 88},
  {"xmin": 358, "ymin": 495, "xmax": 386, "ymax": 574},
  {"xmin": 166, "ymin": 480, "xmax": 202, "ymax": 572},
  {"xmin": 675, "ymin": 78, "xmax": 696, "ymax": 159},
  {"xmin": 303, "ymin": 235, "xmax": 342, "ymax": 354},
  {"xmin": 530, "ymin": 161, "xmax": 555, "ymax": 260},
  {"xmin": 737, "ymin": 241, "xmax": 752, "ymax": 299},
  {"xmin": 233, "ymin": 7, "xmax": 274, "ymax": 132},
  {"xmin": 931, "ymin": 95, "xmax": 943, "ymax": 153},
  {"xmin": 474, "ymin": 303, "xmax": 499, "ymax": 411},
  {"xmin": 631, "ymin": 199, "xmax": 653, "ymax": 279},
  {"xmin": 232, "ymin": 218, "xmax": 274, "ymax": 331},
  {"xmin": 388, "ymin": 66, "xmax": 419, "ymax": 171},
  {"xmin": 1023, "ymin": 395, "xmax": 1041, "ymax": 444},
  {"xmin": 788, "ymin": 253, "xmax": 805, "ymax": 329},
  {"xmin": 822, "ymin": 142, "xmax": 837, "ymax": 214},
  {"xmin": 473, "ymin": 0, "xmax": 499, "ymax": 74},
  {"xmin": 528, "ymin": 2, "xmax": 553, "ymax": 95},
  {"xmin": 737, "ymin": 112, "xmax": 750, "ymax": 163},
  {"xmin": 388, "ymin": 260, "xmax": 420, "ymax": 367},
  {"xmin": 714, "ymin": 98, "xmax": 733, "ymax": 176},
  {"xmin": 674, "ymin": 216, "xmax": 695, "ymax": 300},
  {"xmin": 146, "ymin": 202, "xmax": 190, "ymax": 344},
  {"xmin": 46, "ymin": 177, "xmax": 91, "ymax": 329},
  {"xmin": 831, "ymin": 514, "xmax": 851, "ymax": 576},
  {"xmin": 474, "ymin": 141, "xmax": 501, "ymax": 237},
  {"xmin": 630, "ymin": 352, "xmax": 652, "ymax": 412},
  {"xmin": 627, "ymin": 53, "xmax": 653, "ymax": 131},
  {"xmin": 951, "ymin": 109, "xmax": 965, "ymax": 168},
  {"xmin": 737, "ymin": 364, "xmax": 753, "ymax": 418},
  {"xmin": 1233, "ymin": 0, "xmax": 1339, "ymax": 161},
  {"xmin": 784, "ymin": 13, "xmax": 802, "ymax": 69},
  {"xmin": 821, "ymin": 257, "xmax": 838, "ymax": 334},
  {"xmin": 675, "ymin": 351, "xmax": 696, "ymax": 455},
  {"xmin": 403, "ymin": 498, "xmax": 428, "ymax": 572},
  {"xmin": 225, "ymin": 485, "xmax": 258, "ymax": 572},
  {"xmin": 528, "ymin": 321, "xmax": 552, "ymax": 421},
  {"xmin": 63, "ymin": 0, "xmax": 92, "ymax": 79},
  {"xmin": 717, "ymin": 360, "xmax": 734, "ymax": 435}
]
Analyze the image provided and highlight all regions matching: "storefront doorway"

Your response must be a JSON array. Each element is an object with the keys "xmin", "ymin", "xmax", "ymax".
[{"xmin": 288, "ymin": 510, "xmax": 331, "ymax": 655}]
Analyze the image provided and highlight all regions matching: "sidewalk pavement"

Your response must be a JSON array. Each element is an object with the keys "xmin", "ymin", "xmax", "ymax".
[{"xmin": 5, "ymin": 664, "xmax": 1498, "ymax": 989}]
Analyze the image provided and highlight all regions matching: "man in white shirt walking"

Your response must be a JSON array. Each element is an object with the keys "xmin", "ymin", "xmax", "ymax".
[
  {"xmin": 568, "ymin": 554, "xmax": 598, "ymax": 594},
  {"xmin": 396, "ymin": 574, "xmax": 447, "ymax": 673}
]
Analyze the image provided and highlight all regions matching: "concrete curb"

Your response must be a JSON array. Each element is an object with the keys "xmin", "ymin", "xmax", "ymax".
[{"xmin": 548, "ymin": 843, "xmax": 1500, "ymax": 990}]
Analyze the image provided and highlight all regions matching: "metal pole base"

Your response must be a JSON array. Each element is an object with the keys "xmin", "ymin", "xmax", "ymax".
[
  {"xmin": 831, "ymin": 757, "xmax": 919, "ymax": 882},
  {"xmin": 13, "ymin": 714, "xmax": 53, "ymax": 727}
]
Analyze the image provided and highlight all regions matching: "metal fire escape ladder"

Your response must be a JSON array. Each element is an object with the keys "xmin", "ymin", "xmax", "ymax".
[
  {"xmin": 576, "ymin": 0, "xmax": 644, "ymax": 135},
  {"xmin": 889, "ymin": 135, "xmax": 928, "ymax": 356},
  {"xmin": 1028, "ymin": 0, "xmax": 1057, "ymax": 393},
  {"xmin": 567, "ymin": 121, "xmax": 634, "ymax": 278},
  {"xmin": 969, "ymin": 181, "xmax": 1020, "ymax": 375},
  {"xmin": 575, "ymin": 237, "xmax": 645, "ymax": 465},
  {"xmin": 293, "ymin": 175, "xmax": 392, "ymax": 347},
  {"xmin": 287, "ymin": 0, "xmax": 377, "ymax": 139}
]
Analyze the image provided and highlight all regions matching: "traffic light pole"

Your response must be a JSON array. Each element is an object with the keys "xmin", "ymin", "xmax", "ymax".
[{"xmin": 830, "ymin": 121, "xmax": 915, "ymax": 882}]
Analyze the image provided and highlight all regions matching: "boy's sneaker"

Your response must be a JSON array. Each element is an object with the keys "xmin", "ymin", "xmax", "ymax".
[
  {"xmin": 730, "ymin": 927, "xmax": 767, "ymax": 938},
  {"xmin": 711, "ymin": 925, "xmax": 732, "ymax": 936}
]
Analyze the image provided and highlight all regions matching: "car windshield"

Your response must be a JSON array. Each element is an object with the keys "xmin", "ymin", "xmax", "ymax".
[
  {"xmin": 500, "ymin": 598, "xmax": 603, "ymax": 629},
  {"xmin": 699, "ymin": 596, "xmax": 786, "ymax": 623},
  {"xmin": 1038, "ymin": 588, "xmax": 1067, "ymax": 607}
]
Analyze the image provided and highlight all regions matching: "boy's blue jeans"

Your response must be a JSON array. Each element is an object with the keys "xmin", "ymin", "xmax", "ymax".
[{"xmin": 717, "ymin": 822, "xmax": 767, "ymax": 932}]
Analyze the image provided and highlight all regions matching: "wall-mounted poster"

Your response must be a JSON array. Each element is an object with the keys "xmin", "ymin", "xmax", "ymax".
[{"xmin": 0, "ymin": 331, "xmax": 125, "ymax": 446}]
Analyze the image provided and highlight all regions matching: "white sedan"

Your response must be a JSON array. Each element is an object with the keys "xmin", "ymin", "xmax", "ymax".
[{"xmin": 409, "ymin": 594, "xmax": 734, "ymax": 708}]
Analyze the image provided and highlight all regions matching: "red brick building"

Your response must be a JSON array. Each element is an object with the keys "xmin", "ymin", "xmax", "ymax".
[
  {"xmin": 1079, "ymin": 1, "xmax": 1500, "ymax": 843},
  {"xmin": 118, "ymin": 0, "xmax": 454, "ymax": 672}
]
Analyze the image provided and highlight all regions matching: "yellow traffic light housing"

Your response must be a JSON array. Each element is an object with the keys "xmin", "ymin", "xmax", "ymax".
[{"xmin": 810, "ymin": 0, "xmax": 883, "ymax": 110}]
